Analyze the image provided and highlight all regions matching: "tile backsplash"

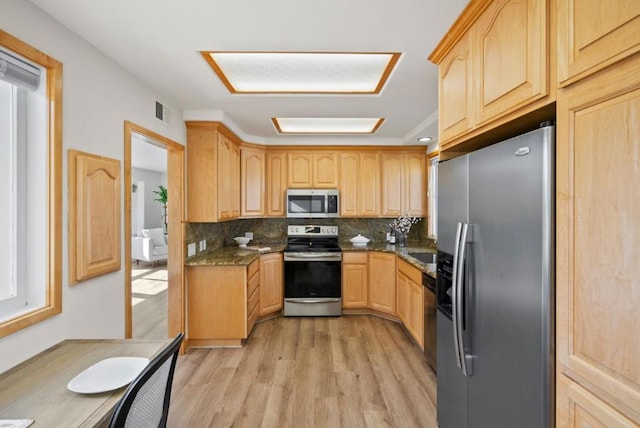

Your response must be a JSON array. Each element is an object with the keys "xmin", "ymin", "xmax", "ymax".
[{"xmin": 186, "ymin": 217, "xmax": 435, "ymax": 255}]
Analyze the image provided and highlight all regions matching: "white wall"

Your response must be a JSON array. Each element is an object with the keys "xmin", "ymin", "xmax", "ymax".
[
  {"xmin": 132, "ymin": 167, "xmax": 168, "ymax": 232},
  {"xmin": 0, "ymin": 0, "xmax": 186, "ymax": 373}
]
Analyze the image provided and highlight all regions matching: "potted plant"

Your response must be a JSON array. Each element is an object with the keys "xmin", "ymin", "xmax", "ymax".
[{"xmin": 153, "ymin": 185, "xmax": 168, "ymax": 234}]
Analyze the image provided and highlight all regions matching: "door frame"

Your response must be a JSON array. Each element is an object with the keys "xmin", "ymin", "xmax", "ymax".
[{"xmin": 124, "ymin": 121, "xmax": 185, "ymax": 343}]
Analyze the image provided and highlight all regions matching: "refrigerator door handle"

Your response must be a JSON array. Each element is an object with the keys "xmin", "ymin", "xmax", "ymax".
[
  {"xmin": 457, "ymin": 222, "xmax": 471, "ymax": 376},
  {"xmin": 451, "ymin": 222, "xmax": 463, "ymax": 370}
]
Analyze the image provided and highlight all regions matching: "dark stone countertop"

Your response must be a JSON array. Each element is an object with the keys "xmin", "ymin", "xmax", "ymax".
[
  {"xmin": 185, "ymin": 244, "xmax": 287, "ymax": 267},
  {"xmin": 340, "ymin": 243, "xmax": 437, "ymax": 279},
  {"xmin": 185, "ymin": 242, "xmax": 437, "ymax": 279}
]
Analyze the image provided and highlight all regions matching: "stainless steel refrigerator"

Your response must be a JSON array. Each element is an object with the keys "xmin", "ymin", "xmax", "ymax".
[{"xmin": 436, "ymin": 124, "xmax": 554, "ymax": 428}]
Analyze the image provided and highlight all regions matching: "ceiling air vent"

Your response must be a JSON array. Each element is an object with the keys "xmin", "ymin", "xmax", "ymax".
[{"xmin": 155, "ymin": 101, "xmax": 170, "ymax": 126}]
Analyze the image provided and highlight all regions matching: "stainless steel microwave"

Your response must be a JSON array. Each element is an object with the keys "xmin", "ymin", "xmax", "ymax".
[{"xmin": 286, "ymin": 189, "xmax": 339, "ymax": 218}]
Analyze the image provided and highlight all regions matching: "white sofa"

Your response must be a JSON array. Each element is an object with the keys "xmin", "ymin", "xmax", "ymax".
[{"xmin": 132, "ymin": 228, "xmax": 167, "ymax": 266}]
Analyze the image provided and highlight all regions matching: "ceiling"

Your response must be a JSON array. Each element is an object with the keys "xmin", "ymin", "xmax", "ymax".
[{"xmin": 29, "ymin": 0, "xmax": 468, "ymax": 146}]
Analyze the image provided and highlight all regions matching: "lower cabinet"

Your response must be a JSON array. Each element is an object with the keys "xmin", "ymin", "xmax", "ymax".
[
  {"xmin": 259, "ymin": 252, "xmax": 283, "ymax": 316},
  {"xmin": 368, "ymin": 252, "xmax": 396, "ymax": 315},
  {"xmin": 396, "ymin": 259, "xmax": 424, "ymax": 348},
  {"xmin": 342, "ymin": 252, "xmax": 368, "ymax": 308},
  {"xmin": 187, "ymin": 259, "xmax": 259, "ymax": 346}
]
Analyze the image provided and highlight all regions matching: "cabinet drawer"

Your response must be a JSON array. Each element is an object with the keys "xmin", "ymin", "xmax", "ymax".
[
  {"xmin": 343, "ymin": 252, "xmax": 368, "ymax": 264},
  {"xmin": 247, "ymin": 270, "xmax": 259, "ymax": 297},
  {"xmin": 247, "ymin": 303, "xmax": 258, "ymax": 336},
  {"xmin": 397, "ymin": 258, "xmax": 422, "ymax": 284},
  {"xmin": 248, "ymin": 259, "xmax": 259, "ymax": 278},
  {"xmin": 248, "ymin": 286, "xmax": 259, "ymax": 315}
]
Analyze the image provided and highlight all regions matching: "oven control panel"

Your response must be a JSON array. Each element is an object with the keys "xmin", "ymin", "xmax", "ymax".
[{"xmin": 287, "ymin": 225, "xmax": 338, "ymax": 237}]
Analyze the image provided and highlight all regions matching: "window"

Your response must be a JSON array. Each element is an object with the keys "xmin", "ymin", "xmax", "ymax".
[
  {"xmin": 0, "ymin": 30, "xmax": 62, "ymax": 337},
  {"xmin": 427, "ymin": 153, "xmax": 439, "ymax": 239}
]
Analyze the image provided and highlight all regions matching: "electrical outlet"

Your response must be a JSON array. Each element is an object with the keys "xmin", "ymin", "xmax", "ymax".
[
  {"xmin": 187, "ymin": 243, "xmax": 196, "ymax": 257},
  {"xmin": 245, "ymin": 232, "xmax": 253, "ymax": 240}
]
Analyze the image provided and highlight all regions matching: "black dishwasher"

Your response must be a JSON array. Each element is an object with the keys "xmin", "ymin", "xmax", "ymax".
[{"xmin": 423, "ymin": 271, "xmax": 437, "ymax": 372}]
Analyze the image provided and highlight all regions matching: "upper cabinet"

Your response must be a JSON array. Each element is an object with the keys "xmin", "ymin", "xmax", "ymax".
[
  {"xmin": 381, "ymin": 152, "xmax": 426, "ymax": 217},
  {"xmin": 557, "ymin": 0, "xmax": 640, "ymax": 87},
  {"xmin": 430, "ymin": 0, "xmax": 554, "ymax": 150},
  {"xmin": 241, "ymin": 146, "xmax": 265, "ymax": 217},
  {"xmin": 288, "ymin": 152, "xmax": 339, "ymax": 188},
  {"xmin": 265, "ymin": 151, "xmax": 287, "ymax": 217},
  {"xmin": 340, "ymin": 152, "xmax": 380, "ymax": 217},
  {"xmin": 186, "ymin": 122, "xmax": 241, "ymax": 222}
]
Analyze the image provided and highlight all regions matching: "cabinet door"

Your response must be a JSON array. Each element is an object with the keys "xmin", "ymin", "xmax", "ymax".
[
  {"xmin": 368, "ymin": 253, "xmax": 396, "ymax": 314},
  {"xmin": 439, "ymin": 31, "xmax": 473, "ymax": 142},
  {"xmin": 396, "ymin": 271, "xmax": 410, "ymax": 324},
  {"xmin": 558, "ymin": 0, "xmax": 640, "ymax": 86},
  {"xmin": 217, "ymin": 134, "xmax": 232, "ymax": 220},
  {"xmin": 339, "ymin": 152, "xmax": 359, "ymax": 216},
  {"xmin": 404, "ymin": 153, "xmax": 426, "ymax": 216},
  {"xmin": 474, "ymin": 0, "xmax": 548, "ymax": 125},
  {"xmin": 259, "ymin": 253, "xmax": 283, "ymax": 316},
  {"xmin": 313, "ymin": 153, "xmax": 339, "ymax": 188},
  {"xmin": 360, "ymin": 152, "xmax": 380, "ymax": 216},
  {"xmin": 241, "ymin": 148, "xmax": 265, "ymax": 217},
  {"xmin": 556, "ymin": 56, "xmax": 640, "ymax": 425},
  {"xmin": 229, "ymin": 143, "xmax": 241, "ymax": 218},
  {"xmin": 265, "ymin": 152, "xmax": 287, "ymax": 217},
  {"xmin": 408, "ymin": 278, "xmax": 424, "ymax": 348},
  {"xmin": 381, "ymin": 153, "xmax": 403, "ymax": 217},
  {"xmin": 288, "ymin": 153, "xmax": 313, "ymax": 188},
  {"xmin": 556, "ymin": 374, "xmax": 637, "ymax": 428},
  {"xmin": 342, "ymin": 253, "xmax": 368, "ymax": 308},
  {"xmin": 186, "ymin": 124, "xmax": 217, "ymax": 221}
]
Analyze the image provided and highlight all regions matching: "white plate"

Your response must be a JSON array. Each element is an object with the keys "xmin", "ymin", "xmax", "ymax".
[{"xmin": 67, "ymin": 357, "xmax": 149, "ymax": 394}]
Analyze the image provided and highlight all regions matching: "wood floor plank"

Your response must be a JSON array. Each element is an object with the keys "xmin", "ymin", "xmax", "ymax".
[{"xmin": 169, "ymin": 315, "xmax": 437, "ymax": 428}]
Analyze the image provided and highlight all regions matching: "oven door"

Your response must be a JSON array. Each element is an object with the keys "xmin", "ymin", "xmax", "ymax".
[{"xmin": 284, "ymin": 253, "xmax": 342, "ymax": 316}]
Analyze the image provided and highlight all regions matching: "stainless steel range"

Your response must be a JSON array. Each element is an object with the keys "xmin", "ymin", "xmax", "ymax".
[{"xmin": 283, "ymin": 225, "xmax": 342, "ymax": 316}]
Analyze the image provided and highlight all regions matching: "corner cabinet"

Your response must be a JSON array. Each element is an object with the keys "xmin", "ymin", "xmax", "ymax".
[
  {"xmin": 555, "ymin": 53, "xmax": 640, "ymax": 426},
  {"xmin": 381, "ymin": 152, "xmax": 427, "ymax": 217},
  {"xmin": 368, "ymin": 252, "xmax": 396, "ymax": 315},
  {"xmin": 430, "ymin": 0, "xmax": 554, "ymax": 150},
  {"xmin": 186, "ymin": 122, "xmax": 241, "ymax": 222}
]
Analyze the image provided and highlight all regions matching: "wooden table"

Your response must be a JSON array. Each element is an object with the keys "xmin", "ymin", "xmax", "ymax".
[{"xmin": 0, "ymin": 339, "xmax": 169, "ymax": 427}]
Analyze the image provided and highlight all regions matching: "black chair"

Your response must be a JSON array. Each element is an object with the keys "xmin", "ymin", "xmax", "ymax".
[{"xmin": 109, "ymin": 332, "xmax": 184, "ymax": 428}]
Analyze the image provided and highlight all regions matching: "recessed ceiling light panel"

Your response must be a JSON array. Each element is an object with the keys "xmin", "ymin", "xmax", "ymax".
[
  {"xmin": 202, "ymin": 52, "xmax": 401, "ymax": 94},
  {"xmin": 272, "ymin": 117, "xmax": 384, "ymax": 134}
]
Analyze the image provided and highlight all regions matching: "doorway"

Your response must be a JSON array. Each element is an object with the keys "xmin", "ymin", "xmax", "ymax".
[{"xmin": 124, "ymin": 121, "xmax": 184, "ymax": 341}]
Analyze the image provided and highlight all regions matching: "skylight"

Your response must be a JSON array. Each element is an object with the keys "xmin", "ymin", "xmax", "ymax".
[
  {"xmin": 201, "ymin": 52, "xmax": 401, "ymax": 94},
  {"xmin": 272, "ymin": 117, "xmax": 384, "ymax": 134}
]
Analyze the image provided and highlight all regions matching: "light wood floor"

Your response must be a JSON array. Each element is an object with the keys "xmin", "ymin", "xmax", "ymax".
[
  {"xmin": 131, "ymin": 263, "xmax": 168, "ymax": 340},
  {"xmin": 169, "ymin": 316, "xmax": 437, "ymax": 428}
]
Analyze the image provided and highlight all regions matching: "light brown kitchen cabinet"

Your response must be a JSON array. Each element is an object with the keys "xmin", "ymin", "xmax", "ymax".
[
  {"xmin": 340, "ymin": 152, "xmax": 380, "ymax": 217},
  {"xmin": 265, "ymin": 151, "xmax": 287, "ymax": 217},
  {"xmin": 259, "ymin": 253, "xmax": 283, "ymax": 316},
  {"xmin": 241, "ymin": 146, "xmax": 265, "ymax": 217},
  {"xmin": 342, "ymin": 252, "xmax": 369, "ymax": 308},
  {"xmin": 557, "ymin": 0, "xmax": 640, "ymax": 87},
  {"xmin": 186, "ymin": 122, "xmax": 241, "ymax": 222},
  {"xmin": 381, "ymin": 152, "xmax": 427, "ymax": 217},
  {"xmin": 368, "ymin": 252, "xmax": 396, "ymax": 315},
  {"xmin": 429, "ymin": 0, "xmax": 554, "ymax": 151},
  {"xmin": 288, "ymin": 152, "xmax": 338, "ymax": 188},
  {"xmin": 396, "ymin": 259, "xmax": 424, "ymax": 348},
  {"xmin": 186, "ymin": 259, "xmax": 259, "ymax": 346},
  {"xmin": 473, "ymin": 0, "xmax": 548, "ymax": 126},
  {"xmin": 555, "ymin": 54, "xmax": 640, "ymax": 426},
  {"xmin": 439, "ymin": 31, "xmax": 473, "ymax": 142}
]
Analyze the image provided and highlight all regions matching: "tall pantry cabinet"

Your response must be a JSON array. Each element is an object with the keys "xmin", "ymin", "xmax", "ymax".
[{"xmin": 555, "ymin": 2, "xmax": 640, "ymax": 425}]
